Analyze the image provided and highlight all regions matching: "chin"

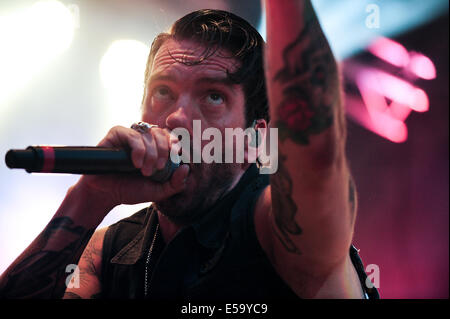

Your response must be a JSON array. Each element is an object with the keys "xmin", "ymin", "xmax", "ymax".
[
  {"xmin": 155, "ymin": 163, "xmax": 239, "ymax": 224},
  {"xmin": 154, "ymin": 175, "xmax": 198, "ymax": 221}
]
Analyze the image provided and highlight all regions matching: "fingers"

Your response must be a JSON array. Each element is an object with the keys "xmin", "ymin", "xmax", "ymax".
[
  {"xmin": 99, "ymin": 126, "xmax": 146, "ymax": 169},
  {"xmin": 149, "ymin": 164, "xmax": 190, "ymax": 200},
  {"xmin": 141, "ymin": 127, "xmax": 173, "ymax": 176},
  {"xmin": 152, "ymin": 128, "xmax": 171, "ymax": 170},
  {"xmin": 125, "ymin": 164, "xmax": 189, "ymax": 203},
  {"xmin": 98, "ymin": 125, "xmax": 176, "ymax": 177},
  {"xmin": 140, "ymin": 132, "xmax": 158, "ymax": 176},
  {"xmin": 91, "ymin": 125, "xmax": 187, "ymax": 206}
]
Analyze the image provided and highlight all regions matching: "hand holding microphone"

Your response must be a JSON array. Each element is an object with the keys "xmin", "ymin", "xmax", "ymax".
[
  {"xmin": 5, "ymin": 146, "xmax": 179, "ymax": 182},
  {"xmin": 5, "ymin": 122, "xmax": 190, "ymax": 206}
]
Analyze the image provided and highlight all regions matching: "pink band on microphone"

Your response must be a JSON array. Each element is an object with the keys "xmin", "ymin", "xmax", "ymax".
[{"xmin": 41, "ymin": 146, "xmax": 55, "ymax": 172}]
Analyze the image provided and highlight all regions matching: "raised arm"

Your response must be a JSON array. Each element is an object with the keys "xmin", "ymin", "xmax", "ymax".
[{"xmin": 261, "ymin": 0, "xmax": 361, "ymax": 297}]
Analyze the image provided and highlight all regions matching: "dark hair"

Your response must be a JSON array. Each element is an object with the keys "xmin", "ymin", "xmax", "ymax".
[{"xmin": 143, "ymin": 9, "xmax": 269, "ymax": 127}]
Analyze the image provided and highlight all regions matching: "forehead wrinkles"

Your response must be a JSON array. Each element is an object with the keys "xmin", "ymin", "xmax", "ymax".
[{"xmin": 151, "ymin": 40, "xmax": 240, "ymax": 75}]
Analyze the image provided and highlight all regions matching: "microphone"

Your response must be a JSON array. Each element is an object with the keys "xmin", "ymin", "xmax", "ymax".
[{"xmin": 5, "ymin": 146, "xmax": 180, "ymax": 183}]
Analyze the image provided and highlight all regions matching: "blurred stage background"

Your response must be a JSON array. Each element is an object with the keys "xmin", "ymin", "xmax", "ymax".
[{"xmin": 0, "ymin": 0, "xmax": 448, "ymax": 298}]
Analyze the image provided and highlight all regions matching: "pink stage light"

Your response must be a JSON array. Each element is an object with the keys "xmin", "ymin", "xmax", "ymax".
[
  {"xmin": 355, "ymin": 75, "xmax": 409, "ymax": 143},
  {"xmin": 346, "ymin": 95, "xmax": 408, "ymax": 143},
  {"xmin": 358, "ymin": 68, "xmax": 429, "ymax": 112},
  {"xmin": 388, "ymin": 102, "xmax": 413, "ymax": 122},
  {"xmin": 345, "ymin": 36, "xmax": 435, "ymax": 143},
  {"xmin": 408, "ymin": 52, "xmax": 437, "ymax": 80},
  {"xmin": 368, "ymin": 36, "xmax": 410, "ymax": 68}
]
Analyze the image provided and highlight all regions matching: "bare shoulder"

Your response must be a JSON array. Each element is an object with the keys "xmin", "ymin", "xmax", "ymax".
[
  {"xmin": 63, "ymin": 226, "xmax": 108, "ymax": 299},
  {"xmin": 253, "ymin": 187, "xmax": 364, "ymax": 298}
]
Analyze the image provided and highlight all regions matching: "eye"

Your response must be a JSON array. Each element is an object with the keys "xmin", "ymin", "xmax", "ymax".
[
  {"xmin": 205, "ymin": 92, "xmax": 224, "ymax": 106},
  {"xmin": 152, "ymin": 86, "xmax": 172, "ymax": 100}
]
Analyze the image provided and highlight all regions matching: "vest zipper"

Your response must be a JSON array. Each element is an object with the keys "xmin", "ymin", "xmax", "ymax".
[{"xmin": 144, "ymin": 224, "xmax": 159, "ymax": 297}]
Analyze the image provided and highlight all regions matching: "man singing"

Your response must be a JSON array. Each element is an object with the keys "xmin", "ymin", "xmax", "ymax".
[{"xmin": 0, "ymin": 1, "xmax": 379, "ymax": 299}]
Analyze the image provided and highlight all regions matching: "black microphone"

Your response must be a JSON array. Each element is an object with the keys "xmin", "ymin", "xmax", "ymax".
[{"xmin": 5, "ymin": 146, "xmax": 180, "ymax": 183}]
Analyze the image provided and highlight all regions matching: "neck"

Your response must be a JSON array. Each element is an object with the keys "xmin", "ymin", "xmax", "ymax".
[{"xmin": 157, "ymin": 211, "xmax": 182, "ymax": 244}]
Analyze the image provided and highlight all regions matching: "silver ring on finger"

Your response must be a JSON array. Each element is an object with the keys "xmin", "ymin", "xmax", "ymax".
[{"xmin": 130, "ymin": 121, "xmax": 158, "ymax": 134}]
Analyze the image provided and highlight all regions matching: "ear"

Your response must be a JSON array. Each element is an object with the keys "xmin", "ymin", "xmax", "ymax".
[{"xmin": 243, "ymin": 119, "xmax": 268, "ymax": 167}]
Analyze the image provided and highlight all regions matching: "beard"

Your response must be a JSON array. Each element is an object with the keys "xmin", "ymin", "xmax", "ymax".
[{"xmin": 154, "ymin": 162, "xmax": 242, "ymax": 225}]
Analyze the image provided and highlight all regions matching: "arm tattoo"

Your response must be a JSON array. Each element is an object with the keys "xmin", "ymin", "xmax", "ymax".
[
  {"xmin": 269, "ymin": 3, "xmax": 341, "ymax": 254},
  {"xmin": 0, "ymin": 217, "xmax": 94, "ymax": 299},
  {"xmin": 270, "ymin": 153, "xmax": 303, "ymax": 255},
  {"xmin": 80, "ymin": 233, "xmax": 102, "ymax": 277},
  {"xmin": 274, "ymin": 12, "xmax": 338, "ymax": 145},
  {"xmin": 77, "ymin": 232, "xmax": 102, "ymax": 289}
]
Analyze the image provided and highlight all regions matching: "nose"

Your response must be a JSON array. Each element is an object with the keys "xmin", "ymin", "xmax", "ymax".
[{"xmin": 165, "ymin": 95, "xmax": 193, "ymax": 134}]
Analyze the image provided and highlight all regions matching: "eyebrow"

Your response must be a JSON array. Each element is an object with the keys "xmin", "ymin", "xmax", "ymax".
[
  {"xmin": 148, "ymin": 74, "xmax": 176, "ymax": 84},
  {"xmin": 148, "ymin": 74, "xmax": 237, "ymax": 92}
]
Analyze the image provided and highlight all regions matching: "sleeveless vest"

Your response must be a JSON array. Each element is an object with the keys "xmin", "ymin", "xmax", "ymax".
[{"xmin": 100, "ymin": 164, "xmax": 379, "ymax": 299}]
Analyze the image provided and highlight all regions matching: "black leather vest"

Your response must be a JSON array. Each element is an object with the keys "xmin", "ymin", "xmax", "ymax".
[{"xmin": 100, "ymin": 164, "xmax": 379, "ymax": 299}]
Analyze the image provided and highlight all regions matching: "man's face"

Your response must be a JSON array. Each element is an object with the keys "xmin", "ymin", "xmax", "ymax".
[{"xmin": 141, "ymin": 39, "xmax": 247, "ymax": 224}]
